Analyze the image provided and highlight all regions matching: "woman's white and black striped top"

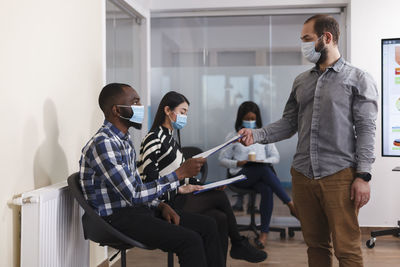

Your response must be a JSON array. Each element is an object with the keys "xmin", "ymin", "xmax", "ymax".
[{"xmin": 138, "ymin": 126, "xmax": 184, "ymax": 183}]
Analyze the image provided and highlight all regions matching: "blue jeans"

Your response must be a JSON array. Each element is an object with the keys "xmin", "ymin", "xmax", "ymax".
[{"xmin": 236, "ymin": 164, "xmax": 291, "ymax": 233}]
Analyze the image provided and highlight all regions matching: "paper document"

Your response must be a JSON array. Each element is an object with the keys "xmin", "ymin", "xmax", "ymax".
[
  {"xmin": 193, "ymin": 175, "xmax": 247, "ymax": 195},
  {"xmin": 193, "ymin": 135, "xmax": 242, "ymax": 159}
]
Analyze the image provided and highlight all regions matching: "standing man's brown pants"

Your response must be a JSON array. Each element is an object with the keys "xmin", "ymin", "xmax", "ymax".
[{"xmin": 291, "ymin": 167, "xmax": 363, "ymax": 267}]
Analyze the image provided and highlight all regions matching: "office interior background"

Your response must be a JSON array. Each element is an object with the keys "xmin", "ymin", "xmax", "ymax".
[{"xmin": 1, "ymin": 0, "xmax": 399, "ymax": 266}]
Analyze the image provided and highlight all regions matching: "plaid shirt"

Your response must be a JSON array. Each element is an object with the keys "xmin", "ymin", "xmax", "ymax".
[{"xmin": 79, "ymin": 120, "xmax": 180, "ymax": 217}]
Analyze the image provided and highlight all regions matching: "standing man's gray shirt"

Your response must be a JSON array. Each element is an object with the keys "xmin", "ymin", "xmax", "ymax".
[{"xmin": 252, "ymin": 57, "xmax": 378, "ymax": 179}]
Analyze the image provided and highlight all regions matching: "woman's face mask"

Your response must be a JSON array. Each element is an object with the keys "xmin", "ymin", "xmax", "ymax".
[
  {"xmin": 242, "ymin": 120, "xmax": 256, "ymax": 129},
  {"xmin": 171, "ymin": 112, "xmax": 187, "ymax": 130}
]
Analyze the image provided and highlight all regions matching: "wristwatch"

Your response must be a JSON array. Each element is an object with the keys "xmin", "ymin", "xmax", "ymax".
[{"xmin": 356, "ymin": 172, "xmax": 371, "ymax": 182}]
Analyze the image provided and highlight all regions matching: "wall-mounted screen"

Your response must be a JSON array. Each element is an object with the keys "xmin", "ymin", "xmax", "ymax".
[{"xmin": 382, "ymin": 38, "xmax": 400, "ymax": 157}]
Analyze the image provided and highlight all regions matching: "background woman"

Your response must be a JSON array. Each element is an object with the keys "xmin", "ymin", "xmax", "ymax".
[{"xmin": 219, "ymin": 101, "xmax": 296, "ymax": 248}]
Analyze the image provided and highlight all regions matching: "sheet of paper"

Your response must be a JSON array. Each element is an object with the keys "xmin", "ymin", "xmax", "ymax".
[
  {"xmin": 193, "ymin": 135, "xmax": 241, "ymax": 159},
  {"xmin": 193, "ymin": 175, "xmax": 247, "ymax": 195}
]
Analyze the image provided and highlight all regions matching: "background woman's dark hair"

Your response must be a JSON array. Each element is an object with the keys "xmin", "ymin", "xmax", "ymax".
[
  {"xmin": 234, "ymin": 101, "xmax": 262, "ymax": 132},
  {"xmin": 151, "ymin": 91, "xmax": 190, "ymax": 132}
]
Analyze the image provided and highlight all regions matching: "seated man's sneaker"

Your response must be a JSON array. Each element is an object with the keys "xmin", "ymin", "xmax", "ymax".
[{"xmin": 230, "ymin": 237, "xmax": 267, "ymax": 263}]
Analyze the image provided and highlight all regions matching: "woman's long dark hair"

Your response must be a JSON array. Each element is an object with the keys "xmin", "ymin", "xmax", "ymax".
[
  {"xmin": 234, "ymin": 101, "xmax": 262, "ymax": 132},
  {"xmin": 151, "ymin": 91, "xmax": 190, "ymax": 134}
]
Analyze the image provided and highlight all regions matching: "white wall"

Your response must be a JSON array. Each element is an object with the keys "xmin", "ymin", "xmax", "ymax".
[
  {"xmin": 0, "ymin": 0, "xmax": 104, "ymax": 266},
  {"xmin": 149, "ymin": 0, "xmax": 400, "ymax": 227},
  {"xmin": 349, "ymin": 0, "xmax": 400, "ymax": 226}
]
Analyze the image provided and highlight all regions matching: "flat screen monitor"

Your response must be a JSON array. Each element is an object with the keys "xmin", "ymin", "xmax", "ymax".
[{"xmin": 382, "ymin": 38, "xmax": 400, "ymax": 158}]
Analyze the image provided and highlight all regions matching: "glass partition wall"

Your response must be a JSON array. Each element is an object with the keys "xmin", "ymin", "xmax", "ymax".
[
  {"xmin": 151, "ymin": 12, "xmax": 346, "ymax": 183},
  {"xmin": 106, "ymin": 0, "xmax": 144, "ymax": 152}
]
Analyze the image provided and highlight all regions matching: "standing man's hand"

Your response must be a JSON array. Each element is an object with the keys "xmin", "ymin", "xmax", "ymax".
[
  {"xmin": 175, "ymin": 158, "xmax": 206, "ymax": 180},
  {"xmin": 351, "ymin": 178, "xmax": 370, "ymax": 209},
  {"xmin": 238, "ymin": 128, "xmax": 254, "ymax": 146},
  {"xmin": 159, "ymin": 202, "xmax": 180, "ymax": 225}
]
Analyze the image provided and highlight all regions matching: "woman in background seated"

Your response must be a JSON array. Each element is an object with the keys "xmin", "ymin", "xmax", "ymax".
[
  {"xmin": 138, "ymin": 92, "xmax": 267, "ymax": 264},
  {"xmin": 219, "ymin": 101, "xmax": 296, "ymax": 249}
]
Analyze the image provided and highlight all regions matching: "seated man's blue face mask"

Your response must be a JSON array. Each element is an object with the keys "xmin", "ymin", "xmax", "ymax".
[{"xmin": 117, "ymin": 104, "xmax": 144, "ymax": 129}]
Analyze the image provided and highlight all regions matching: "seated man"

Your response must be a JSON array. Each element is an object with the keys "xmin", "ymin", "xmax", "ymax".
[{"xmin": 79, "ymin": 83, "xmax": 225, "ymax": 267}]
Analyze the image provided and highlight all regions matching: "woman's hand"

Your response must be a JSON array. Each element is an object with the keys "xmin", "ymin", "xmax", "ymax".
[
  {"xmin": 237, "ymin": 160, "xmax": 248, "ymax": 167},
  {"xmin": 178, "ymin": 184, "xmax": 204, "ymax": 194}
]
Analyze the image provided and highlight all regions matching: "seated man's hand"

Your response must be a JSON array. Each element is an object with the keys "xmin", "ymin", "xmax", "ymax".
[
  {"xmin": 178, "ymin": 184, "xmax": 204, "ymax": 194},
  {"xmin": 175, "ymin": 158, "xmax": 206, "ymax": 180},
  {"xmin": 159, "ymin": 202, "xmax": 180, "ymax": 225},
  {"xmin": 238, "ymin": 128, "xmax": 254, "ymax": 146}
]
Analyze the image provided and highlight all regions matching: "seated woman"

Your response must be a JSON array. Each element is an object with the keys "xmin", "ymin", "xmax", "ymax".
[
  {"xmin": 138, "ymin": 92, "xmax": 266, "ymax": 264},
  {"xmin": 219, "ymin": 101, "xmax": 296, "ymax": 249}
]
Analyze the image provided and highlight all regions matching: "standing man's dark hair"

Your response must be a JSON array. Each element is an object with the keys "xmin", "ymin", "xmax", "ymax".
[{"xmin": 305, "ymin": 14, "xmax": 340, "ymax": 44}]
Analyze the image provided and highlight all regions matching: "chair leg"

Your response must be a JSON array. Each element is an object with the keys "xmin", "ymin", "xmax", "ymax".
[
  {"xmin": 168, "ymin": 251, "xmax": 174, "ymax": 267},
  {"xmin": 121, "ymin": 250, "xmax": 126, "ymax": 267},
  {"xmin": 249, "ymin": 192, "xmax": 259, "ymax": 238}
]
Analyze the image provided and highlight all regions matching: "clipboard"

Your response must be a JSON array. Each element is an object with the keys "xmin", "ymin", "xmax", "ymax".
[
  {"xmin": 246, "ymin": 160, "xmax": 270, "ymax": 165},
  {"xmin": 193, "ymin": 175, "xmax": 247, "ymax": 195},
  {"xmin": 193, "ymin": 135, "xmax": 242, "ymax": 159}
]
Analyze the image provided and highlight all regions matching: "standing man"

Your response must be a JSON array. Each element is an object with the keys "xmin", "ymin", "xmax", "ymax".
[
  {"xmin": 79, "ymin": 83, "xmax": 225, "ymax": 267},
  {"xmin": 239, "ymin": 14, "xmax": 378, "ymax": 267}
]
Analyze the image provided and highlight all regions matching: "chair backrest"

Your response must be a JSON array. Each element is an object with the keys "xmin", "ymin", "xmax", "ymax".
[
  {"xmin": 181, "ymin": 146, "xmax": 208, "ymax": 184},
  {"xmin": 67, "ymin": 172, "xmax": 149, "ymax": 249}
]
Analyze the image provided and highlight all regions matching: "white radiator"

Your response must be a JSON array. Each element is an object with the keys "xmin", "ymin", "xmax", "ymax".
[{"xmin": 13, "ymin": 181, "xmax": 89, "ymax": 267}]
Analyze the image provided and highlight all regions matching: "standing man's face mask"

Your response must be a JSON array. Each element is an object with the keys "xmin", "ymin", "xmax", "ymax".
[
  {"xmin": 301, "ymin": 35, "xmax": 324, "ymax": 63},
  {"xmin": 171, "ymin": 112, "xmax": 187, "ymax": 130},
  {"xmin": 117, "ymin": 104, "xmax": 145, "ymax": 124}
]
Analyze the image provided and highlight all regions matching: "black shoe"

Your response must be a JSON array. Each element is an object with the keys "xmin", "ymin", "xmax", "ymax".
[
  {"xmin": 254, "ymin": 237, "xmax": 265, "ymax": 249},
  {"xmin": 232, "ymin": 203, "xmax": 244, "ymax": 212},
  {"xmin": 230, "ymin": 237, "xmax": 267, "ymax": 263}
]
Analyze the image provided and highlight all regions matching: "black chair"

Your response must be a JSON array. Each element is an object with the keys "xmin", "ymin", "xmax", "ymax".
[
  {"xmin": 67, "ymin": 172, "xmax": 174, "ymax": 267},
  {"xmin": 227, "ymin": 165, "xmax": 289, "ymax": 239},
  {"xmin": 181, "ymin": 146, "xmax": 208, "ymax": 184},
  {"xmin": 366, "ymin": 220, "xmax": 400, "ymax": 248}
]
